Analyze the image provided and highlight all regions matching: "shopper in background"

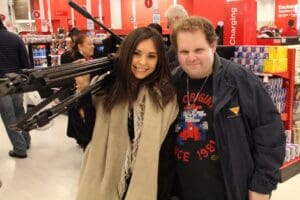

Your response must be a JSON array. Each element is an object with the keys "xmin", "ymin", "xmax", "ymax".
[
  {"xmin": 148, "ymin": 23, "xmax": 163, "ymax": 35},
  {"xmin": 164, "ymin": 4, "xmax": 188, "ymax": 70},
  {"xmin": 61, "ymin": 27, "xmax": 81, "ymax": 64},
  {"xmin": 281, "ymin": 19, "xmax": 298, "ymax": 37},
  {"xmin": 171, "ymin": 16, "xmax": 286, "ymax": 200},
  {"xmin": 215, "ymin": 20, "xmax": 224, "ymax": 45},
  {"xmin": 148, "ymin": 23, "xmax": 170, "ymax": 53},
  {"xmin": 101, "ymin": 33, "xmax": 120, "ymax": 56},
  {"xmin": 76, "ymin": 27, "xmax": 178, "ymax": 200},
  {"xmin": 0, "ymin": 18, "xmax": 32, "ymax": 158},
  {"xmin": 63, "ymin": 33, "xmax": 96, "ymax": 150}
]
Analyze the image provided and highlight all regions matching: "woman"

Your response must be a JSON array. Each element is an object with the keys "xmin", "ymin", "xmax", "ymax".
[
  {"xmin": 76, "ymin": 27, "xmax": 178, "ymax": 200},
  {"xmin": 62, "ymin": 33, "xmax": 96, "ymax": 150}
]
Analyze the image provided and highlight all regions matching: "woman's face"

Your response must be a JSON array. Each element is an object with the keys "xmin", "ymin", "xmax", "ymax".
[
  {"xmin": 131, "ymin": 39, "xmax": 158, "ymax": 80},
  {"xmin": 78, "ymin": 37, "xmax": 94, "ymax": 59}
]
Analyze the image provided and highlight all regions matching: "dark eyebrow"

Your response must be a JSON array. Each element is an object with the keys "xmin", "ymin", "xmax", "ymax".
[{"xmin": 195, "ymin": 48, "xmax": 204, "ymax": 51}]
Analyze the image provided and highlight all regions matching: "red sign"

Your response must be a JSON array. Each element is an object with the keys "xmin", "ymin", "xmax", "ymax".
[
  {"xmin": 0, "ymin": 14, "xmax": 5, "ymax": 21},
  {"xmin": 224, "ymin": 1, "xmax": 257, "ymax": 45},
  {"xmin": 145, "ymin": 0, "xmax": 152, "ymax": 8},
  {"xmin": 55, "ymin": 11, "xmax": 68, "ymax": 16},
  {"xmin": 275, "ymin": 0, "xmax": 297, "ymax": 30},
  {"xmin": 32, "ymin": 10, "xmax": 40, "ymax": 19}
]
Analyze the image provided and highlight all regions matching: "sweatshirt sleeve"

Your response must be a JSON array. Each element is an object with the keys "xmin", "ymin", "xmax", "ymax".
[{"xmin": 18, "ymin": 38, "xmax": 32, "ymax": 69}]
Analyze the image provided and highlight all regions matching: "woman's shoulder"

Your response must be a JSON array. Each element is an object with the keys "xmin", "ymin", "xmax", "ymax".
[{"xmin": 70, "ymin": 51, "xmax": 84, "ymax": 62}]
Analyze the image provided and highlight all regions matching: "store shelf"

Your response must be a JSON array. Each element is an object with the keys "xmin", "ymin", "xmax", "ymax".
[
  {"xmin": 254, "ymin": 71, "xmax": 290, "ymax": 80},
  {"xmin": 272, "ymin": 71, "xmax": 290, "ymax": 79},
  {"xmin": 257, "ymin": 37, "xmax": 300, "ymax": 46},
  {"xmin": 279, "ymin": 157, "xmax": 300, "ymax": 182}
]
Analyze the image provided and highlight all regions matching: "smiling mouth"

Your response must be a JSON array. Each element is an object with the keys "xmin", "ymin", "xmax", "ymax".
[{"xmin": 134, "ymin": 66, "xmax": 148, "ymax": 72}]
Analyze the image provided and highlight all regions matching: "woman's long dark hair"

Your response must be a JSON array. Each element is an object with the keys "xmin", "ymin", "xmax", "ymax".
[{"xmin": 102, "ymin": 27, "xmax": 176, "ymax": 112}]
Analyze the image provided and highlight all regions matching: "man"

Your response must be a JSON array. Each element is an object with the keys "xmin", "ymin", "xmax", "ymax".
[
  {"xmin": 171, "ymin": 16, "xmax": 286, "ymax": 200},
  {"xmin": 0, "ymin": 19, "xmax": 32, "ymax": 158},
  {"xmin": 164, "ymin": 4, "xmax": 188, "ymax": 70}
]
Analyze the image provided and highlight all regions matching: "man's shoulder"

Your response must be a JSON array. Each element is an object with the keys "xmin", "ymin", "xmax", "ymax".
[
  {"xmin": 0, "ymin": 30, "xmax": 20, "ymax": 39},
  {"xmin": 219, "ymin": 57, "xmax": 262, "ymax": 88}
]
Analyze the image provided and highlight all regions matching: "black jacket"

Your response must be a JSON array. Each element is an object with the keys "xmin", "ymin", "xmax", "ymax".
[
  {"xmin": 62, "ymin": 51, "xmax": 96, "ymax": 148},
  {"xmin": 172, "ymin": 54, "xmax": 286, "ymax": 200}
]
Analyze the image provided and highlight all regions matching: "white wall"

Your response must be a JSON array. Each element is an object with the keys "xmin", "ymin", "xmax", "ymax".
[
  {"xmin": 0, "ymin": 0, "xmax": 9, "ymax": 22},
  {"xmin": 257, "ymin": 0, "xmax": 275, "ymax": 29}
]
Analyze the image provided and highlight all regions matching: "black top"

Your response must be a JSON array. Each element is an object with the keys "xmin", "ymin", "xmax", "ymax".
[
  {"xmin": 174, "ymin": 74, "xmax": 227, "ymax": 200},
  {"xmin": 0, "ymin": 29, "xmax": 32, "ymax": 75},
  {"xmin": 62, "ymin": 50, "xmax": 96, "ymax": 149}
]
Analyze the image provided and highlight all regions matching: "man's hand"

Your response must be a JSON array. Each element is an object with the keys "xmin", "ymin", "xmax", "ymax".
[{"xmin": 249, "ymin": 190, "xmax": 270, "ymax": 200}]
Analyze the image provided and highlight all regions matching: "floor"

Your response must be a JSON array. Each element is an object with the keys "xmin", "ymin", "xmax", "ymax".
[{"xmin": 0, "ymin": 114, "xmax": 299, "ymax": 200}]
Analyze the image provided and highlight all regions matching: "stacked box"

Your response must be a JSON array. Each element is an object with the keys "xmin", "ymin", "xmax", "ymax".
[
  {"xmin": 285, "ymin": 130, "xmax": 292, "ymax": 143},
  {"xmin": 263, "ymin": 46, "xmax": 288, "ymax": 73},
  {"xmin": 232, "ymin": 46, "xmax": 266, "ymax": 72},
  {"xmin": 263, "ymin": 58, "xmax": 288, "ymax": 73},
  {"xmin": 284, "ymin": 143, "xmax": 300, "ymax": 163},
  {"xmin": 294, "ymin": 128, "xmax": 300, "ymax": 144},
  {"xmin": 232, "ymin": 45, "xmax": 288, "ymax": 73},
  {"xmin": 294, "ymin": 49, "xmax": 300, "ymax": 84},
  {"xmin": 264, "ymin": 77, "xmax": 286, "ymax": 113}
]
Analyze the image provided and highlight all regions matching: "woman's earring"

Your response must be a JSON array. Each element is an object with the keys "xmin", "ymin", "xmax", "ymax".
[{"xmin": 79, "ymin": 49, "xmax": 83, "ymax": 55}]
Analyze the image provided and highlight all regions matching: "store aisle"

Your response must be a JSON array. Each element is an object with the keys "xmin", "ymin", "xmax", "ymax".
[
  {"xmin": 0, "ymin": 114, "xmax": 299, "ymax": 199},
  {"xmin": 272, "ymin": 174, "xmax": 300, "ymax": 200},
  {"xmin": 0, "ymin": 115, "xmax": 83, "ymax": 200}
]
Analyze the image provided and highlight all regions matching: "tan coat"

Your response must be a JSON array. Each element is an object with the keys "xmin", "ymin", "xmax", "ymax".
[{"xmin": 76, "ymin": 88, "xmax": 178, "ymax": 200}]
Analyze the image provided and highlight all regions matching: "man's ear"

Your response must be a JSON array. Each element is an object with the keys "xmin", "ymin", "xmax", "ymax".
[{"xmin": 211, "ymin": 41, "xmax": 217, "ymax": 53}]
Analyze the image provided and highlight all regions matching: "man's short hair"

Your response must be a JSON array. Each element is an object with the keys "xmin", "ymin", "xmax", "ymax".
[
  {"xmin": 170, "ymin": 16, "xmax": 218, "ymax": 50},
  {"xmin": 164, "ymin": 4, "xmax": 188, "ymax": 21}
]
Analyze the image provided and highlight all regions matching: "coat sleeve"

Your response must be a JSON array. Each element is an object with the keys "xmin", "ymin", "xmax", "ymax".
[
  {"xmin": 18, "ymin": 38, "xmax": 32, "ymax": 69},
  {"xmin": 157, "ymin": 122, "xmax": 176, "ymax": 200},
  {"xmin": 238, "ymin": 71, "xmax": 286, "ymax": 194}
]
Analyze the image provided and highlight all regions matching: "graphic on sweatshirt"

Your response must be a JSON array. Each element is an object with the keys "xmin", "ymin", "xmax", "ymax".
[{"xmin": 175, "ymin": 104, "xmax": 208, "ymax": 146}]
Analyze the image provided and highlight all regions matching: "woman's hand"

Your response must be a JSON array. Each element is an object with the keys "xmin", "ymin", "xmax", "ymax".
[
  {"xmin": 75, "ymin": 74, "xmax": 91, "ymax": 92},
  {"xmin": 73, "ymin": 59, "xmax": 91, "ymax": 92}
]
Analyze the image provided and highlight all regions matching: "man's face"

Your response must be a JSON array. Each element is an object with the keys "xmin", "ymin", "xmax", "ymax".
[{"xmin": 177, "ymin": 30, "xmax": 216, "ymax": 79}]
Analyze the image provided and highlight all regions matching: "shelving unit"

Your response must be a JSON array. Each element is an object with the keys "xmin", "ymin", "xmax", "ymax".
[
  {"xmin": 217, "ymin": 45, "xmax": 300, "ymax": 182},
  {"xmin": 280, "ymin": 157, "xmax": 300, "ymax": 182},
  {"xmin": 278, "ymin": 48, "xmax": 299, "ymax": 182}
]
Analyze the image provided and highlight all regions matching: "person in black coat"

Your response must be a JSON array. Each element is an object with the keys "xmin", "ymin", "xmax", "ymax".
[
  {"xmin": 61, "ymin": 27, "xmax": 81, "ymax": 64},
  {"xmin": 63, "ymin": 33, "xmax": 97, "ymax": 150}
]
